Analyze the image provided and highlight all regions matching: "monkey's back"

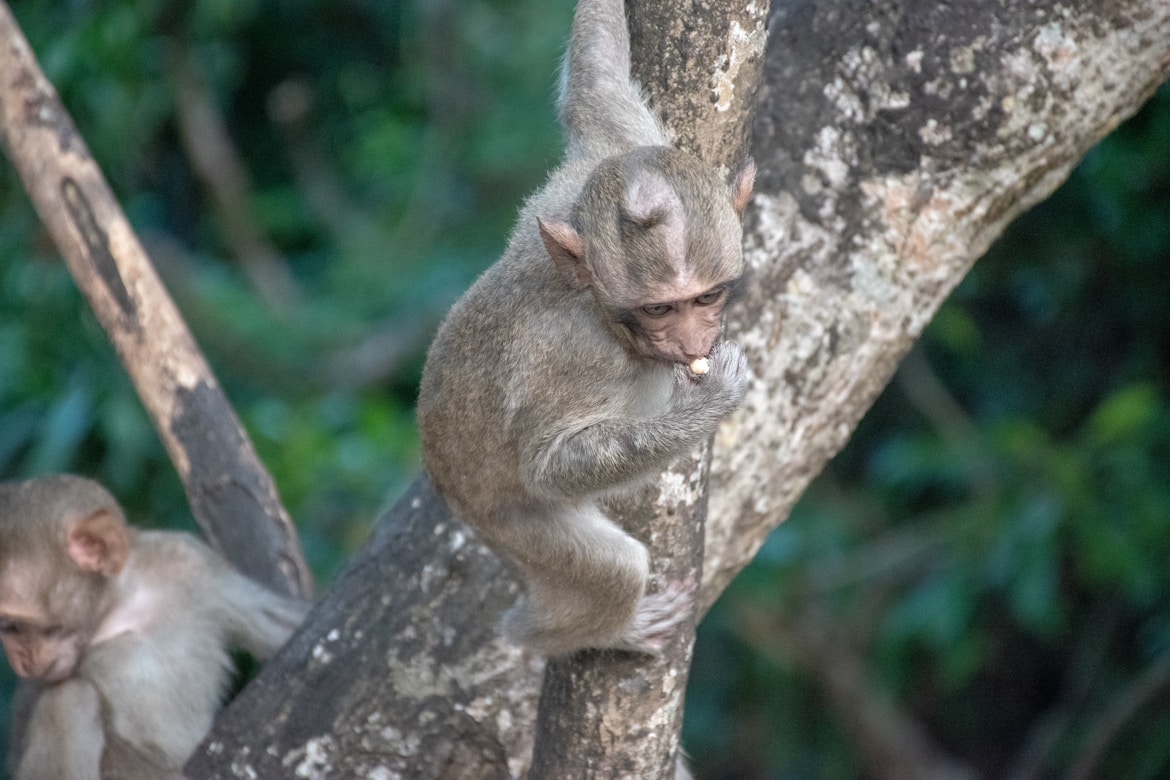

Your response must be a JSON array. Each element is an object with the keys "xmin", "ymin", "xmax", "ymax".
[{"xmin": 418, "ymin": 186, "xmax": 632, "ymax": 522}]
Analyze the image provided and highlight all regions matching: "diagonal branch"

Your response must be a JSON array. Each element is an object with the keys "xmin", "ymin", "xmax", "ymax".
[
  {"xmin": 0, "ymin": 1, "xmax": 312, "ymax": 600},
  {"xmin": 166, "ymin": 38, "xmax": 302, "ymax": 314},
  {"xmin": 736, "ymin": 603, "xmax": 979, "ymax": 780}
]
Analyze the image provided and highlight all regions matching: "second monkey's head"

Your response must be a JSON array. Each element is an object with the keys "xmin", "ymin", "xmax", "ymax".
[{"xmin": 538, "ymin": 147, "xmax": 755, "ymax": 366}]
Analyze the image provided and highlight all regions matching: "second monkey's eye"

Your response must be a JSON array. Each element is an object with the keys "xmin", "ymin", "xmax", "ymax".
[
  {"xmin": 695, "ymin": 288, "xmax": 726, "ymax": 306},
  {"xmin": 640, "ymin": 303, "xmax": 672, "ymax": 317}
]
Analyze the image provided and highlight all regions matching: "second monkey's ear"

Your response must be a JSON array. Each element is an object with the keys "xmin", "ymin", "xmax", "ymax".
[
  {"xmin": 537, "ymin": 218, "xmax": 591, "ymax": 290},
  {"xmin": 66, "ymin": 509, "xmax": 130, "ymax": 578},
  {"xmin": 732, "ymin": 157, "xmax": 756, "ymax": 215}
]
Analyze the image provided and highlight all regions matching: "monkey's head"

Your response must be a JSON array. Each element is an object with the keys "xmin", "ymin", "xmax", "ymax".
[
  {"xmin": 0, "ymin": 475, "xmax": 130, "ymax": 682},
  {"xmin": 538, "ymin": 147, "xmax": 755, "ymax": 365}
]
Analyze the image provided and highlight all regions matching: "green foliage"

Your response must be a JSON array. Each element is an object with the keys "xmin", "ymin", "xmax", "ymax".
[{"xmin": 0, "ymin": 0, "xmax": 572, "ymax": 564}]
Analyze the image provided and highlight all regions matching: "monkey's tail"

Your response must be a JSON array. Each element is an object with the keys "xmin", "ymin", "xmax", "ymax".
[{"xmin": 557, "ymin": 0, "xmax": 668, "ymax": 158}]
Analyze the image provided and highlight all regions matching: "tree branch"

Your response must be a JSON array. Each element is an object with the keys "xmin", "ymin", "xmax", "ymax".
[
  {"xmin": 0, "ymin": 1, "xmax": 312, "ymax": 600},
  {"xmin": 703, "ymin": 0, "xmax": 1170, "ymax": 608},
  {"xmin": 1069, "ymin": 647, "xmax": 1170, "ymax": 780}
]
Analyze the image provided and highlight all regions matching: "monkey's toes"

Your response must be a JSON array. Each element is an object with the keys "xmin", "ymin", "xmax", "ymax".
[{"xmin": 621, "ymin": 577, "xmax": 696, "ymax": 653}]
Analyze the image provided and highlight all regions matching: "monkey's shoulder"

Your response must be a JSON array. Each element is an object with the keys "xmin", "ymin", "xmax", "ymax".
[
  {"xmin": 129, "ymin": 530, "xmax": 226, "ymax": 579},
  {"xmin": 87, "ymin": 533, "xmax": 217, "ymax": 641}
]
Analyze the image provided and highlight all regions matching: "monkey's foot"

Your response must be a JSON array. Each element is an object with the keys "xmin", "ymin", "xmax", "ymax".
[{"xmin": 619, "ymin": 577, "xmax": 696, "ymax": 655}]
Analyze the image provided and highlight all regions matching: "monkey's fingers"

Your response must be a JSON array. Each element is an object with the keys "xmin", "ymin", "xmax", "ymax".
[
  {"xmin": 673, "ymin": 363, "xmax": 701, "ymax": 385},
  {"xmin": 710, "ymin": 341, "xmax": 748, "ymax": 376}
]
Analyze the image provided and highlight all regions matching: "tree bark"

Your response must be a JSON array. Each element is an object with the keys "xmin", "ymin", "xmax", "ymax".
[
  {"xmin": 184, "ymin": 0, "xmax": 1165, "ymax": 776},
  {"xmin": 703, "ymin": 0, "xmax": 1170, "ymax": 607},
  {"xmin": 0, "ymin": 1, "xmax": 312, "ymax": 600},
  {"xmin": 628, "ymin": 0, "xmax": 768, "ymax": 173}
]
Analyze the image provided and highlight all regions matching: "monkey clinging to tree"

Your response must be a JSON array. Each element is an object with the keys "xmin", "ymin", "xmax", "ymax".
[
  {"xmin": 0, "ymin": 474, "xmax": 309, "ymax": 780},
  {"xmin": 418, "ymin": 0, "xmax": 754, "ymax": 656}
]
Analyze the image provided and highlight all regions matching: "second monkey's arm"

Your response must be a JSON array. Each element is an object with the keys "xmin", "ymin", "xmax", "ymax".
[{"xmin": 15, "ymin": 679, "xmax": 104, "ymax": 780}]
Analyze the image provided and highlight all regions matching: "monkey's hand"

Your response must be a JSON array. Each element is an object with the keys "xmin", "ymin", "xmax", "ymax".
[{"xmin": 672, "ymin": 341, "xmax": 748, "ymax": 420}]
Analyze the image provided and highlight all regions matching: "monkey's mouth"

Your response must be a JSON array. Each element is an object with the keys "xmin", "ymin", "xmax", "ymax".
[
  {"xmin": 37, "ymin": 659, "xmax": 76, "ymax": 683},
  {"xmin": 30, "ymin": 645, "xmax": 82, "ymax": 683},
  {"xmin": 644, "ymin": 343, "xmax": 692, "ymax": 366}
]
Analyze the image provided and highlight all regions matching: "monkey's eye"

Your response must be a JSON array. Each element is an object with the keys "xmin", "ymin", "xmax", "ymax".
[
  {"xmin": 694, "ymin": 288, "xmax": 726, "ymax": 306},
  {"xmin": 0, "ymin": 618, "xmax": 22, "ymax": 636},
  {"xmin": 640, "ymin": 303, "xmax": 672, "ymax": 318}
]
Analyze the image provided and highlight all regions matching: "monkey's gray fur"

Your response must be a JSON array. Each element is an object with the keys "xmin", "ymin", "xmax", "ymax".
[{"xmin": 418, "ymin": 0, "xmax": 752, "ymax": 656}]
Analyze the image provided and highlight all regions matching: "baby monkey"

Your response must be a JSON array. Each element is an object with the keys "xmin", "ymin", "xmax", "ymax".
[
  {"xmin": 0, "ymin": 474, "xmax": 309, "ymax": 779},
  {"xmin": 418, "ymin": 0, "xmax": 754, "ymax": 656}
]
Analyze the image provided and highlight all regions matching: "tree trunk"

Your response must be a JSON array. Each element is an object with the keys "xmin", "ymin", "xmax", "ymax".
[{"xmin": 189, "ymin": 0, "xmax": 1169, "ymax": 776}]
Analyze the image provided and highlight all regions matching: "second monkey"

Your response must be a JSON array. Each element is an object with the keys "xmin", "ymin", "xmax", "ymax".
[{"xmin": 417, "ymin": 0, "xmax": 754, "ymax": 656}]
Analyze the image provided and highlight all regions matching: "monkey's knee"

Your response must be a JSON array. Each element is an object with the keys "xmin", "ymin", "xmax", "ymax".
[{"xmin": 502, "ymin": 547, "xmax": 645, "ymax": 654}]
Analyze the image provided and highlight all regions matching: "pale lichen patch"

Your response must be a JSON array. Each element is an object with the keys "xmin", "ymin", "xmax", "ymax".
[
  {"xmin": 656, "ymin": 470, "xmax": 691, "ymax": 507},
  {"xmin": 711, "ymin": 16, "xmax": 767, "ymax": 112},
  {"xmin": 283, "ymin": 735, "xmax": 335, "ymax": 779}
]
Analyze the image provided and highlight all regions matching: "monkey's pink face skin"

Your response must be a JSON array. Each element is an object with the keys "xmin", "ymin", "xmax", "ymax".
[
  {"xmin": 629, "ymin": 281, "xmax": 730, "ymax": 365},
  {"xmin": 0, "ymin": 614, "xmax": 87, "ymax": 682},
  {"xmin": 0, "ymin": 566, "xmax": 93, "ymax": 682}
]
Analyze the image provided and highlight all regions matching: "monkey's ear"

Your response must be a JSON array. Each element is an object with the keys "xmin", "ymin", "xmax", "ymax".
[
  {"xmin": 66, "ymin": 510, "xmax": 130, "ymax": 577},
  {"xmin": 732, "ymin": 157, "xmax": 756, "ymax": 215},
  {"xmin": 537, "ymin": 218, "xmax": 591, "ymax": 290}
]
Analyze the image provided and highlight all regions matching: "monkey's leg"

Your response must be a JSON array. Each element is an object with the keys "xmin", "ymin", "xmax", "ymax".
[{"xmin": 494, "ymin": 503, "xmax": 686, "ymax": 655}]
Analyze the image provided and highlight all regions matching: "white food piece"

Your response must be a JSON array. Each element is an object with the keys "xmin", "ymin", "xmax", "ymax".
[{"xmin": 690, "ymin": 357, "xmax": 710, "ymax": 375}]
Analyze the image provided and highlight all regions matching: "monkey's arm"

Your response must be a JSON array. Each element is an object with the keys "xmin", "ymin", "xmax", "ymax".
[
  {"xmin": 525, "ymin": 343, "xmax": 747, "ymax": 497},
  {"xmin": 209, "ymin": 559, "xmax": 310, "ymax": 659},
  {"xmin": 14, "ymin": 679, "xmax": 104, "ymax": 780},
  {"xmin": 224, "ymin": 585, "xmax": 308, "ymax": 659},
  {"xmin": 527, "ymin": 414, "xmax": 711, "ymax": 498},
  {"xmin": 133, "ymin": 533, "xmax": 308, "ymax": 661}
]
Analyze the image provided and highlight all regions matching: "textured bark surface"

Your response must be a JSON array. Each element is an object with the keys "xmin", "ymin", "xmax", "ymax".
[
  {"xmin": 0, "ymin": 1, "xmax": 312, "ymax": 600},
  {"xmin": 629, "ymin": 0, "xmax": 768, "ymax": 171},
  {"xmin": 188, "ymin": 0, "xmax": 1170, "ymax": 777},
  {"xmin": 704, "ymin": 0, "xmax": 1170, "ymax": 606},
  {"xmin": 191, "ymin": 478, "xmax": 542, "ymax": 780}
]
